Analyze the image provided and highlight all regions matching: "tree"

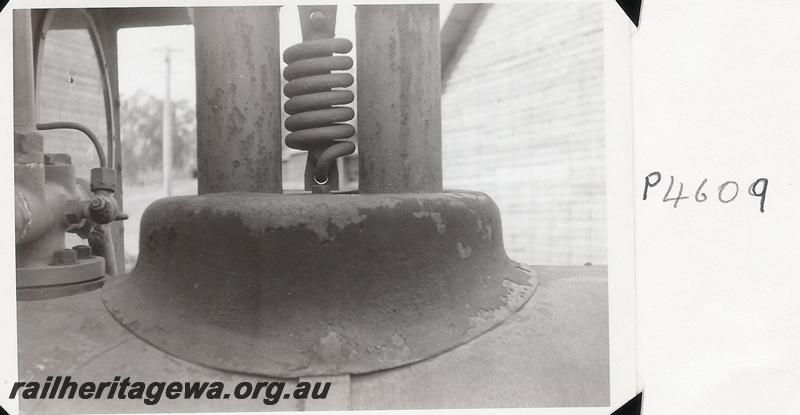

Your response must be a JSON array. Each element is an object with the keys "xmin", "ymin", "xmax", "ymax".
[{"xmin": 119, "ymin": 90, "xmax": 197, "ymax": 185}]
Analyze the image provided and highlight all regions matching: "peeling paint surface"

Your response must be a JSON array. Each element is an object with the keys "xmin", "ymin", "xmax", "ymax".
[
  {"xmin": 468, "ymin": 277, "xmax": 534, "ymax": 337},
  {"xmin": 105, "ymin": 190, "xmax": 537, "ymax": 377},
  {"xmin": 194, "ymin": 7, "xmax": 283, "ymax": 194},
  {"xmin": 413, "ymin": 211, "xmax": 447, "ymax": 233},
  {"xmin": 456, "ymin": 242, "xmax": 472, "ymax": 258}
]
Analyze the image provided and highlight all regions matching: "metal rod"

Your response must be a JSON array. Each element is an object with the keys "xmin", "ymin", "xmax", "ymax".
[
  {"xmin": 13, "ymin": 10, "xmax": 38, "ymax": 138},
  {"xmin": 102, "ymin": 224, "xmax": 119, "ymax": 276},
  {"xmin": 193, "ymin": 6, "xmax": 283, "ymax": 194},
  {"xmin": 356, "ymin": 5, "xmax": 443, "ymax": 193},
  {"xmin": 160, "ymin": 49, "xmax": 176, "ymax": 196}
]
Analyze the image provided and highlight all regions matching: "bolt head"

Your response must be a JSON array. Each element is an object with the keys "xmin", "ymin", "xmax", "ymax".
[
  {"xmin": 52, "ymin": 249, "xmax": 78, "ymax": 265},
  {"xmin": 72, "ymin": 245, "xmax": 92, "ymax": 259},
  {"xmin": 309, "ymin": 10, "xmax": 328, "ymax": 30}
]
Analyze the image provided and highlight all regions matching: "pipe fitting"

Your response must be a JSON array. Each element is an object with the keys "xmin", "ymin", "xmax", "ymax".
[
  {"xmin": 86, "ymin": 167, "xmax": 127, "ymax": 225},
  {"xmin": 86, "ymin": 191, "xmax": 128, "ymax": 225},
  {"xmin": 90, "ymin": 167, "xmax": 116, "ymax": 192}
]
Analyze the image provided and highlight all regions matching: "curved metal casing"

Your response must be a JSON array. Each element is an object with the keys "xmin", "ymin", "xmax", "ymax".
[
  {"xmin": 103, "ymin": 190, "xmax": 537, "ymax": 377},
  {"xmin": 15, "ymin": 155, "xmax": 107, "ymax": 300}
]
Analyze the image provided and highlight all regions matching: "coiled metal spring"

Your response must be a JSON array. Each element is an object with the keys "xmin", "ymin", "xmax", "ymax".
[{"xmin": 283, "ymin": 8, "xmax": 355, "ymax": 192}]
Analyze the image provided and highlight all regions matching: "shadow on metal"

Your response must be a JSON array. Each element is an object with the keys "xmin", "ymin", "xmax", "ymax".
[{"xmin": 103, "ymin": 190, "xmax": 537, "ymax": 377}]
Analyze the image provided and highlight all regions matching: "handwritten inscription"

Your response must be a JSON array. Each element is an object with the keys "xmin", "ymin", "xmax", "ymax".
[{"xmin": 643, "ymin": 172, "xmax": 768, "ymax": 212}]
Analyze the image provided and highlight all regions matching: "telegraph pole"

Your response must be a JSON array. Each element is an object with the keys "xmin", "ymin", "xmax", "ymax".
[{"xmin": 157, "ymin": 47, "xmax": 180, "ymax": 196}]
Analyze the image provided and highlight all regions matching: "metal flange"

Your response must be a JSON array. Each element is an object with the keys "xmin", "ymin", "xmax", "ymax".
[
  {"xmin": 103, "ymin": 190, "xmax": 537, "ymax": 377},
  {"xmin": 17, "ymin": 254, "xmax": 106, "ymax": 301}
]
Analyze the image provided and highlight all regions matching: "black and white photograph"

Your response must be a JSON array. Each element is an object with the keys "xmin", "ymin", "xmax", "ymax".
[
  {"xmin": 5, "ymin": 0, "xmax": 800, "ymax": 414},
  {"xmin": 4, "ymin": 1, "xmax": 636, "ymax": 413}
]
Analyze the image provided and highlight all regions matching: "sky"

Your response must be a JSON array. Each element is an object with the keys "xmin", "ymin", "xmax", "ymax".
[{"xmin": 117, "ymin": 4, "xmax": 452, "ymax": 103}]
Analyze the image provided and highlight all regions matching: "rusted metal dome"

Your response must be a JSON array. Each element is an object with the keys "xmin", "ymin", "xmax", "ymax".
[{"xmin": 103, "ymin": 190, "xmax": 537, "ymax": 377}]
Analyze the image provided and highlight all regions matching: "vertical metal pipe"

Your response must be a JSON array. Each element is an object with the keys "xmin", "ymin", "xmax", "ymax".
[
  {"xmin": 161, "ymin": 52, "xmax": 173, "ymax": 196},
  {"xmin": 13, "ymin": 10, "xmax": 39, "ymax": 137},
  {"xmin": 91, "ymin": 12, "xmax": 126, "ymax": 273},
  {"xmin": 356, "ymin": 5, "xmax": 443, "ymax": 193},
  {"xmin": 194, "ymin": 6, "xmax": 283, "ymax": 194}
]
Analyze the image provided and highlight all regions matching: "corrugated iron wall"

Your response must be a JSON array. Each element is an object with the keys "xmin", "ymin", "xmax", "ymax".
[{"xmin": 441, "ymin": 2, "xmax": 606, "ymax": 265}]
